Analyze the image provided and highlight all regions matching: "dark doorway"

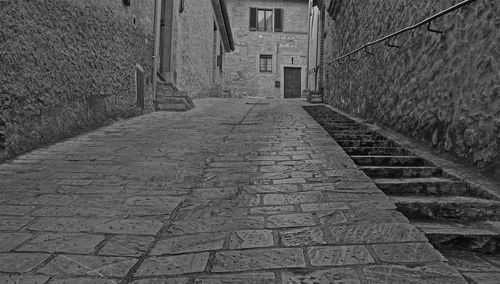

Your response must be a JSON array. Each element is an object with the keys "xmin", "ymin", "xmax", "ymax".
[
  {"xmin": 159, "ymin": 0, "xmax": 173, "ymax": 75},
  {"xmin": 284, "ymin": 67, "xmax": 302, "ymax": 98}
]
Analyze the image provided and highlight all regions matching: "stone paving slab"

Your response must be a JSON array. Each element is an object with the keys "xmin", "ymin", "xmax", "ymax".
[{"xmin": 0, "ymin": 98, "xmax": 466, "ymax": 282}]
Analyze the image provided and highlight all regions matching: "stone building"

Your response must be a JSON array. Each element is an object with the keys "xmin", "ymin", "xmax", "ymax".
[
  {"xmin": 155, "ymin": 0, "xmax": 234, "ymax": 110},
  {"xmin": 313, "ymin": 0, "xmax": 500, "ymax": 176},
  {"xmin": 0, "ymin": 0, "xmax": 233, "ymax": 160},
  {"xmin": 224, "ymin": 0, "xmax": 309, "ymax": 99}
]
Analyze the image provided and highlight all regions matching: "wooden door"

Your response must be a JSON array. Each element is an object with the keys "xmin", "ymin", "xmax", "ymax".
[{"xmin": 284, "ymin": 67, "xmax": 302, "ymax": 98}]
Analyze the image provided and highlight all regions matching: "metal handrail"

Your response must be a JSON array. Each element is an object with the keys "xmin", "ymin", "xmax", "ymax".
[{"xmin": 318, "ymin": 0, "xmax": 479, "ymax": 70}]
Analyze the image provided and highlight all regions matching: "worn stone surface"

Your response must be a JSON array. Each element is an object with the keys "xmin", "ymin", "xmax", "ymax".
[
  {"xmin": 263, "ymin": 192, "xmax": 323, "ymax": 205},
  {"xmin": 28, "ymin": 217, "xmax": 164, "ymax": 235},
  {"xmin": 151, "ymin": 233, "xmax": 226, "ymax": 255},
  {"xmin": 99, "ymin": 235, "xmax": 154, "ymax": 257},
  {"xmin": 167, "ymin": 216, "xmax": 265, "ymax": 235},
  {"xmin": 249, "ymin": 205, "xmax": 296, "ymax": 215},
  {"xmin": 0, "ymin": 275, "xmax": 50, "ymax": 284},
  {"xmin": 136, "ymin": 253, "xmax": 209, "ymax": 276},
  {"xmin": 301, "ymin": 202, "xmax": 349, "ymax": 212},
  {"xmin": 462, "ymin": 272, "xmax": 500, "ymax": 284},
  {"xmin": 0, "ymin": 99, "xmax": 457, "ymax": 281},
  {"xmin": 0, "ymin": 233, "xmax": 32, "ymax": 252},
  {"xmin": 0, "ymin": 216, "xmax": 34, "ymax": 230},
  {"xmin": 267, "ymin": 213, "xmax": 316, "ymax": 228},
  {"xmin": 132, "ymin": 278, "xmax": 189, "ymax": 284},
  {"xmin": 363, "ymin": 263, "xmax": 467, "ymax": 284},
  {"xmin": 282, "ymin": 268, "xmax": 361, "ymax": 284},
  {"xmin": 194, "ymin": 273, "xmax": 276, "ymax": 284},
  {"xmin": 307, "ymin": 246, "xmax": 375, "ymax": 267},
  {"xmin": 50, "ymin": 278, "xmax": 118, "ymax": 284},
  {"xmin": 327, "ymin": 223, "xmax": 427, "ymax": 245},
  {"xmin": 372, "ymin": 243, "xmax": 445, "ymax": 263},
  {"xmin": 280, "ymin": 227, "xmax": 327, "ymax": 246},
  {"xmin": 0, "ymin": 253, "xmax": 50, "ymax": 273},
  {"xmin": 212, "ymin": 248, "xmax": 306, "ymax": 272},
  {"xmin": 38, "ymin": 255, "xmax": 137, "ymax": 277},
  {"xmin": 18, "ymin": 233, "xmax": 105, "ymax": 254},
  {"xmin": 229, "ymin": 230, "xmax": 274, "ymax": 249}
]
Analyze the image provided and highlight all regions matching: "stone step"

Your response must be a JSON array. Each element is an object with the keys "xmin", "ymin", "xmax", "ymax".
[
  {"xmin": 328, "ymin": 130, "xmax": 377, "ymax": 135},
  {"xmin": 391, "ymin": 195, "xmax": 500, "ymax": 221},
  {"xmin": 156, "ymin": 102, "xmax": 189, "ymax": 111},
  {"xmin": 352, "ymin": 155, "xmax": 427, "ymax": 167},
  {"xmin": 156, "ymin": 93, "xmax": 194, "ymax": 112},
  {"xmin": 337, "ymin": 140, "xmax": 398, "ymax": 148},
  {"xmin": 344, "ymin": 147, "xmax": 413, "ymax": 156},
  {"xmin": 374, "ymin": 177, "xmax": 468, "ymax": 195},
  {"xmin": 324, "ymin": 127, "xmax": 370, "ymax": 132},
  {"xmin": 359, "ymin": 166, "xmax": 443, "ymax": 178},
  {"xmin": 332, "ymin": 133, "xmax": 386, "ymax": 140},
  {"xmin": 413, "ymin": 220, "xmax": 500, "ymax": 252}
]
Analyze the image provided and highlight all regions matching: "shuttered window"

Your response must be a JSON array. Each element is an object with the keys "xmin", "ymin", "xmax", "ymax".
[
  {"xmin": 250, "ymin": 7, "xmax": 283, "ymax": 32},
  {"xmin": 274, "ymin": 9, "xmax": 283, "ymax": 32}
]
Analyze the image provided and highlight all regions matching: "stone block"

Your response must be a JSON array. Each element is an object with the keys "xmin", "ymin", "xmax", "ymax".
[
  {"xmin": 136, "ymin": 253, "xmax": 209, "ymax": 276},
  {"xmin": 307, "ymin": 245, "xmax": 375, "ymax": 266},
  {"xmin": 212, "ymin": 248, "xmax": 306, "ymax": 272}
]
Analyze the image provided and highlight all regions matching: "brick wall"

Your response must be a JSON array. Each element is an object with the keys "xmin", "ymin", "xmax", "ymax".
[
  {"xmin": 224, "ymin": 0, "xmax": 308, "ymax": 98},
  {"xmin": 0, "ymin": 0, "xmax": 155, "ymax": 159},
  {"xmin": 322, "ymin": 0, "xmax": 500, "ymax": 176}
]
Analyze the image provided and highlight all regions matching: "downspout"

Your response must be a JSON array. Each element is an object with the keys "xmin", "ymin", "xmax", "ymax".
[
  {"xmin": 152, "ymin": 0, "xmax": 162, "ymax": 104},
  {"xmin": 306, "ymin": 0, "xmax": 312, "ymax": 90}
]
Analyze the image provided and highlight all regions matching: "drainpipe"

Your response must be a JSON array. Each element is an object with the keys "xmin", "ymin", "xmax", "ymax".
[
  {"xmin": 306, "ymin": 0, "xmax": 312, "ymax": 90},
  {"xmin": 152, "ymin": 0, "xmax": 162, "ymax": 104}
]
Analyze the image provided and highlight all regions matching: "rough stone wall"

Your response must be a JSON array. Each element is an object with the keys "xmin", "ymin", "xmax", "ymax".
[
  {"xmin": 0, "ymin": 0, "xmax": 155, "ymax": 159},
  {"xmin": 224, "ymin": 0, "xmax": 308, "ymax": 98},
  {"xmin": 172, "ymin": 0, "xmax": 225, "ymax": 99},
  {"xmin": 323, "ymin": 0, "xmax": 500, "ymax": 175}
]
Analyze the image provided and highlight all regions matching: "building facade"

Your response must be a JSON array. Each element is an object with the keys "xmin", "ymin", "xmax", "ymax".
[
  {"xmin": 0, "ymin": 0, "xmax": 233, "ymax": 161},
  {"xmin": 313, "ymin": 0, "xmax": 499, "ymax": 176},
  {"xmin": 154, "ymin": 0, "xmax": 234, "ymax": 110},
  {"xmin": 224, "ymin": 0, "xmax": 309, "ymax": 99}
]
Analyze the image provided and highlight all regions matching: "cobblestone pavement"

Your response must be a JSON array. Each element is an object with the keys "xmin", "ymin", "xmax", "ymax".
[{"xmin": 0, "ymin": 99, "xmax": 466, "ymax": 283}]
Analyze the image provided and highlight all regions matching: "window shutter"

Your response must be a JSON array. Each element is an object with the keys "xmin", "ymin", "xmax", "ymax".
[
  {"xmin": 274, "ymin": 9, "xmax": 283, "ymax": 32},
  {"xmin": 249, "ymin": 8, "xmax": 257, "ymax": 31}
]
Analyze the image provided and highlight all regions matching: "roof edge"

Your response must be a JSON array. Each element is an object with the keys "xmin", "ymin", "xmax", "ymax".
[{"xmin": 219, "ymin": 0, "xmax": 235, "ymax": 51}]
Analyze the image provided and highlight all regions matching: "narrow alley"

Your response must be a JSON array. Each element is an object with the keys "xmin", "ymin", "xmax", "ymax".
[
  {"xmin": 1, "ymin": 0, "xmax": 498, "ymax": 283},
  {"xmin": 0, "ymin": 99, "xmax": 481, "ymax": 283}
]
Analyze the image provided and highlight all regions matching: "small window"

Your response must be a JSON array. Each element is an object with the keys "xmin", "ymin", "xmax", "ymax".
[{"xmin": 259, "ymin": 55, "xmax": 273, "ymax": 72}]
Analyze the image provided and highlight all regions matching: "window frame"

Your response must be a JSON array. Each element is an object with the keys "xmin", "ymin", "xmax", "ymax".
[
  {"xmin": 257, "ymin": 9, "xmax": 273, "ymax": 32},
  {"xmin": 259, "ymin": 54, "xmax": 273, "ymax": 73}
]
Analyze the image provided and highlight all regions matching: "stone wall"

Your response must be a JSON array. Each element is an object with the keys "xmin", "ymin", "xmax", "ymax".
[
  {"xmin": 173, "ymin": 0, "xmax": 225, "ymax": 99},
  {"xmin": 0, "ymin": 0, "xmax": 155, "ymax": 159},
  {"xmin": 322, "ymin": 0, "xmax": 500, "ymax": 175},
  {"xmin": 224, "ymin": 0, "xmax": 308, "ymax": 98}
]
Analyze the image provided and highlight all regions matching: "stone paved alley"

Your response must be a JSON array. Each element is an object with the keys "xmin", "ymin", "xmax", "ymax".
[{"xmin": 0, "ymin": 99, "xmax": 480, "ymax": 283}]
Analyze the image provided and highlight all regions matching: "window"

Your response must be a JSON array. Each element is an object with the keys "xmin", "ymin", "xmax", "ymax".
[
  {"xmin": 259, "ymin": 55, "xmax": 273, "ymax": 72},
  {"xmin": 250, "ymin": 8, "xmax": 283, "ymax": 32},
  {"xmin": 258, "ymin": 9, "xmax": 273, "ymax": 31}
]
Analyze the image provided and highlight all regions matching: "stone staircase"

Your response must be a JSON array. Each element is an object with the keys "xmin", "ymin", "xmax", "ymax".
[
  {"xmin": 304, "ymin": 105, "xmax": 500, "ymax": 253},
  {"xmin": 155, "ymin": 79, "xmax": 194, "ymax": 112}
]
